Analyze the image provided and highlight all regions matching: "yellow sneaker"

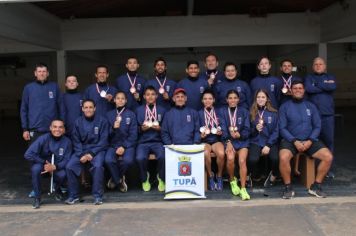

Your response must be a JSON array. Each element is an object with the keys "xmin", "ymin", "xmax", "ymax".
[
  {"xmin": 240, "ymin": 188, "xmax": 251, "ymax": 200},
  {"xmin": 157, "ymin": 174, "xmax": 165, "ymax": 192},
  {"xmin": 142, "ymin": 172, "xmax": 151, "ymax": 192},
  {"xmin": 230, "ymin": 177, "xmax": 240, "ymax": 196}
]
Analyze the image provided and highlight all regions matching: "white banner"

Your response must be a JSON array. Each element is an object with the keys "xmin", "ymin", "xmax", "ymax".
[{"xmin": 164, "ymin": 145, "xmax": 206, "ymax": 199}]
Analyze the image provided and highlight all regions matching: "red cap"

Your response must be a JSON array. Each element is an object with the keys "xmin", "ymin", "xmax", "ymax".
[{"xmin": 173, "ymin": 88, "xmax": 186, "ymax": 96}]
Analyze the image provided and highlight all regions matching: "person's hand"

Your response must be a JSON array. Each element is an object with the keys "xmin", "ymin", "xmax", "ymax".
[
  {"xmin": 114, "ymin": 118, "xmax": 121, "ymax": 129},
  {"xmin": 80, "ymin": 155, "xmax": 88, "ymax": 163},
  {"xmin": 208, "ymin": 78, "xmax": 214, "ymax": 86},
  {"xmin": 162, "ymin": 92, "xmax": 169, "ymax": 100},
  {"xmin": 116, "ymin": 147, "xmax": 125, "ymax": 156},
  {"xmin": 105, "ymin": 94, "xmax": 113, "ymax": 102},
  {"xmin": 200, "ymin": 131, "xmax": 207, "ymax": 139},
  {"xmin": 302, "ymin": 140, "xmax": 312, "ymax": 151},
  {"xmin": 294, "ymin": 140, "xmax": 305, "ymax": 152},
  {"xmin": 216, "ymin": 129, "xmax": 223, "ymax": 136},
  {"xmin": 133, "ymin": 92, "xmax": 140, "ymax": 101},
  {"xmin": 152, "ymin": 122, "xmax": 160, "ymax": 131},
  {"xmin": 261, "ymin": 146, "xmax": 270, "ymax": 155},
  {"xmin": 41, "ymin": 160, "xmax": 56, "ymax": 174},
  {"xmin": 23, "ymin": 131, "xmax": 30, "ymax": 141},
  {"xmin": 256, "ymin": 123, "xmax": 263, "ymax": 132},
  {"xmin": 86, "ymin": 154, "xmax": 93, "ymax": 162},
  {"xmin": 141, "ymin": 122, "xmax": 150, "ymax": 131},
  {"xmin": 231, "ymin": 131, "xmax": 240, "ymax": 139}
]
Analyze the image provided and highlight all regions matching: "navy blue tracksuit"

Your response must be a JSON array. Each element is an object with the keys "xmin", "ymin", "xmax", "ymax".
[
  {"xmin": 220, "ymin": 106, "xmax": 250, "ymax": 149},
  {"xmin": 305, "ymin": 73, "xmax": 336, "ymax": 152},
  {"xmin": 198, "ymin": 108, "xmax": 222, "ymax": 144},
  {"xmin": 115, "ymin": 73, "xmax": 146, "ymax": 111},
  {"xmin": 63, "ymin": 91, "xmax": 83, "ymax": 136},
  {"xmin": 21, "ymin": 80, "xmax": 65, "ymax": 141},
  {"xmin": 84, "ymin": 83, "xmax": 117, "ymax": 117},
  {"xmin": 161, "ymin": 106, "xmax": 200, "ymax": 145},
  {"xmin": 248, "ymin": 109, "xmax": 279, "ymax": 176},
  {"xmin": 135, "ymin": 105, "xmax": 166, "ymax": 181},
  {"xmin": 24, "ymin": 133, "xmax": 72, "ymax": 198},
  {"xmin": 250, "ymin": 74, "xmax": 283, "ymax": 109},
  {"xmin": 279, "ymin": 99, "xmax": 321, "ymax": 142},
  {"xmin": 199, "ymin": 70, "xmax": 225, "ymax": 87},
  {"xmin": 105, "ymin": 107, "xmax": 137, "ymax": 185},
  {"xmin": 144, "ymin": 75, "xmax": 177, "ymax": 110},
  {"xmin": 214, "ymin": 78, "xmax": 252, "ymax": 110},
  {"xmin": 176, "ymin": 77, "xmax": 209, "ymax": 111},
  {"xmin": 66, "ymin": 115, "xmax": 109, "ymax": 199}
]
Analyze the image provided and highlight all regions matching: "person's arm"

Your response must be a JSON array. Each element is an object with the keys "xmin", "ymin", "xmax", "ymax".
[
  {"xmin": 24, "ymin": 136, "xmax": 46, "ymax": 164},
  {"xmin": 193, "ymin": 110, "xmax": 201, "ymax": 144},
  {"xmin": 238, "ymin": 110, "xmax": 250, "ymax": 140},
  {"xmin": 20, "ymin": 86, "xmax": 29, "ymax": 132},
  {"xmin": 123, "ymin": 113, "xmax": 138, "ymax": 148},
  {"xmin": 56, "ymin": 140, "xmax": 72, "ymax": 170},
  {"xmin": 305, "ymin": 75, "xmax": 323, "ymax": 94},
  {"xmin": 90, "ymin": 118, "xmax": 109, "ymax": 156},
  {"xmin": 315, "ymin": 75, "xmax": 337, "ymax": 92},
  {"xmin": 161, "ymin": 112, "xmax": 172, "ymax": 145},
  {"xmin": 266, "ymin": 113, "xmax": 279, "ymax": 146},
  {"xmin": 309, "ymin": 104, "xmax": 321, "ymax": 142},
  {"xmin": 279, "ymin": 106, "xmax": 296, "ymax": 142}
]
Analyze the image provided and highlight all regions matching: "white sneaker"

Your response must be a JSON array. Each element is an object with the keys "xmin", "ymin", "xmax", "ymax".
[{"xmin": 119, "ymin": 176, "xmax": 128, "ymax": 193}]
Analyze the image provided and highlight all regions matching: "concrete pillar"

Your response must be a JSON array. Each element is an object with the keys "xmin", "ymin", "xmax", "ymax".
[{"xmin": 56, "ymin": 50, "xmax": 66, "ymax": 91}]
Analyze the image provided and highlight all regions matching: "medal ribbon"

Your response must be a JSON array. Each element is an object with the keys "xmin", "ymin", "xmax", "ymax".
[
  {"xmin": 116, "ymin": 107, "xmax": 125, "ymax": 119},
  {"xmin": 145, "ymin": 104, "xmax": 157, "ymax": 122},
  {"xmin": 205, "ymin": 108, "xmax": 219, "ymax": 128},
  {"xmin": 281, "ymin": 75, "xmax": 292, "ymax": 89},
  {"xmin": 96, "ymin": 83, "xmax": 109, "ymax": 95},
  {"xmin": 127, "ymin": 73, "xmax": 137, "ymax": 89},
  {"xmin": 155, "ymin": 76, "xmax": 166, "ymax": 91},
  {"xmin": 257, "ymin": 107, "xmax": 266, "ymax": 123},
  {"xmin": 228, "ymin": 107, "xmax": 237, "ymax": 127}
]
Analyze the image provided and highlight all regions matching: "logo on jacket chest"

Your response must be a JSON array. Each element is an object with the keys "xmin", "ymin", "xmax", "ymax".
[
  {"xmin": 186, "ymin": 115, "xmax": 191, "ymax": 122},
  {"xmin": 199, "ymin": 87, "xmax": 204, "ymax": 93},
  {"xmin": 94, "ymin": 127, "xmax": 99, "ymax": 134},
  {"xmin": 236, "ymin": 86, "xmax": 241, "ymax": 93},
  {"xmin": 49, "ymin": 91, "xmax": 54, "ymax": 99},
  {"xmin": 306, "ymin": 109, "xmax": 311, "ymax": 116},
  {"xmin": 126, "ymin": 117, "xmax": 131, "ymax": 125},
  {"xmin": 166, "ymin": 85, "xmax": 170, "ymax": 92},
  {"xmin": 270, "ymin": 84, "xmax": 275, "ymax": 92},
  {"xmin": 268, "ymin": 116, "xmax": 272, "ymax": 124},
  {"xmin": 59, "ymin": 148, "xmax": 64, "ymax": 156}
]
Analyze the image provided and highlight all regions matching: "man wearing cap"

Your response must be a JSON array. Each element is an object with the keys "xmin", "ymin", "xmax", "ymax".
[{"xmin": 161, "ymin": 88, "xmax": 200, "ymax": 145}]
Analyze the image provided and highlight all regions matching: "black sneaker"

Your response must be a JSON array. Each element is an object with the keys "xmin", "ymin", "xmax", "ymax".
[
  {"xmin": 64, "ymin": 197, "xmax": 80, "ymax": 205},
  {"xmin": 264, "ymin": 171, "xmax": 276, "ymax": 188},
  {"xmin": 54, "ymin": 190, "xmax": 65, "ymax": 201},
  {"xmin": 308, "ymin": 183, "xmax": 327, "ymax": 198},
  {"xmin": 246, "ymin": 174, "xmax": 253, "ymax": 188},
  {"xmin": 326, "ymin": 171, "xmax": 335, "ymax": 179},
  {"xmin": 32, "ymin": 198, "xmax": 41, "ymax": 209},
  {"xmin": 282, "ymin": 185, "xmax": 295, "ymax": 199}
]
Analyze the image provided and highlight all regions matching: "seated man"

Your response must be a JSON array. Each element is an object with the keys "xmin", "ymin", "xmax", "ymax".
[
  {"xmin": 279, "ymin": 80, "xmax": 333, "ymax": 199},
  {"xmin": 135, "ymin": 86, "xmax": 166, "ymax": 192},
  {"xmin": 161, "ymin": 88, "xmax": 200, "ymax": 145},
  {"xmin": 65, "ymin": 99, "xmax": 109, "ymax": 205},
  {"xmin": 24, "ymin": 119, "xmax": 72, "ymax": 209}
]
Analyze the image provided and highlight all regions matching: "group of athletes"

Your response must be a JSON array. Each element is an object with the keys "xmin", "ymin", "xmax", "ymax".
[{"xmin": 21, "ymin": 53, "xmax": 336, "ymax": 209}]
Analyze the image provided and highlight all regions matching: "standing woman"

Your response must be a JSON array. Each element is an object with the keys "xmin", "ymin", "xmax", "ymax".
[
  {"xmin": 248, "ymin": 89, "xmax": 279, "ymax": 187},
  {"xmin": 198, "ymin": 90, "xmax": 225, "ymax": 191},
  {"xmin": 220, "ymin": 90, "xmax": 250, "ymax": 200},
  {"xmin": 250, "ymin": 57, "xmax": 283, "ymax": 109}
]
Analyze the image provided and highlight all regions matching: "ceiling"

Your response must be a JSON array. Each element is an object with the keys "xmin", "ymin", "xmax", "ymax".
[{"xmin": 32, "ymin": 0, "xmax": 340, "ymax": 19}]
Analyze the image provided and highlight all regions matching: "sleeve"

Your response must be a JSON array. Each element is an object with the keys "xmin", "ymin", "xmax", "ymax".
[
  {"xmin": 305, "ymin": 75, "xmax": 323, "ymax": 94},
  {"xmin": 239, "ymin": 110, "xmax": 250, "ymax": 140},
  {"xmin": 161, "ymin": 112, "xmax": 172, "ymax": 145},
  {"xmin": 20, "ymin": 86, "xmax": 29, "ymax": 130},
  {"xmin": 193, "ymin": 110, "xmax": 201, "ymax": 144},
  {"xmin": 90, "ymin": 119, "xmax": 109, "ymax": 156},
  {"xmin": 24, "ymin": 136, "xmax": 46, "ymax": 164},
  {"xmin": 309, "ymin": 105, "xmax": 321, "ymax": 142},
  {"xmin": 315, "ymin": 75, "xmax": 337, "ymax": 92},
  {"xmin": 266, "ymin": 113, "xmax": 279, "ymax": 146},
  {"xmin": 71, "ymin": 121, "xmax": 84, "ymax": 157},
  {"xmin": 279, "ymin": 106, "xmax": 296, "ymax": 142},
  {"xmin": 57, "ymin": 85, "xmax": 66, "ymax": 121},
  {"xmin": 123, "ymin": 113, "xmax": 138, "ymax": 148},
  {"xmin": 56, "ymin": 140, "xmax": 72, "ymax": 170}
]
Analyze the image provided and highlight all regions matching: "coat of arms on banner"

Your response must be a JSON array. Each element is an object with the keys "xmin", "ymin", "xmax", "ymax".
[{"xmin": 178, "ymin": 156, "xmax": 191, "ymax": 176}]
